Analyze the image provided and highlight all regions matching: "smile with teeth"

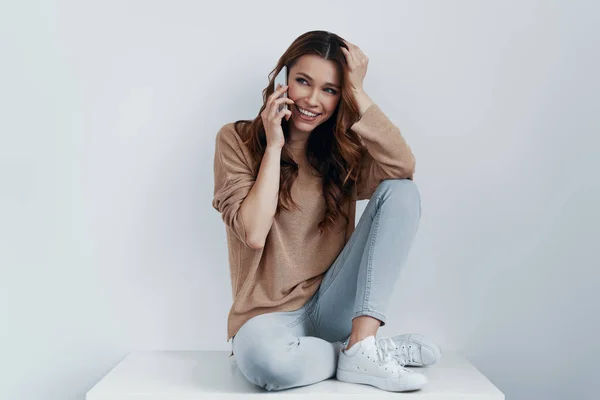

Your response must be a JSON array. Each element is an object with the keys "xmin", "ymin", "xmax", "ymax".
[{"xmin": 295, "ymin": 105, "xmax": 321, "ymax": 119}]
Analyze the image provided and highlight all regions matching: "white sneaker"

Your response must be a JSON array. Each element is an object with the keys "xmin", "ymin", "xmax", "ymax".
[
  {"xmin": 391, "ymin": 333, "xmax": 443, "ymax": 367},
  {"xmin": 337, "ymin": 335, "xmax": 428, "ymax": 392}
]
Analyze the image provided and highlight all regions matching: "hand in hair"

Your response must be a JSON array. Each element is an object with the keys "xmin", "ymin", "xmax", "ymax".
[{"xmin": 340, "ymin": 39, "xmax": 369, "ymax": 94}]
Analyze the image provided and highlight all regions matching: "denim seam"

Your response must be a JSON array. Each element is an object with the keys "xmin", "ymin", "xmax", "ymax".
[
  {"xmin": 285, "ymin": 305, "xmax": 313, "ymax": 329},
  {"xmin": 304, "ymin": 293, "xmax": 322, "ymax": 334},
  {"xmin": 365, "ymin": 209, "xmax": 376, "ymax": 309},
  {"xmin": 360, "ymin": 193, "xmax": 383, "ymax": 313},
  {"xmin": 306, "ymin": 304, "xmax": 319, "ymax": 335}
]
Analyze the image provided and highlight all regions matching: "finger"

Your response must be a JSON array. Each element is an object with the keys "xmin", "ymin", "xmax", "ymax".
[
  {"xmin": 275, "ymin": 97, "xmax": 294, "ymax": 105},
  {"xmin": 269, "ymin": 96, "xmax": 281, "ymax": 117},
  {"xmin": 271, "ymin": 98, "xmax": 291, "ymax": 118},
  {"xmin": 268, "ymin": 84, "xmax": 289, "ymax": 102},
  {"xmin": 343, "ymin": 39, "xmax": 357, "ymax": 52},
  {"xmin": 277, "ymin": 107, "xmax": 289, "ymax": 121},
  {"xmin": 342, "ymin": 46, "xmax": 355, "ymax": 65},
  {"xmin": 266, "ymin": 87, "xmax": 287, "ymax": 112},
  {"xmin": 271, "ymin": 98, "xmax": 291, "ymax": 113},
  {"xmin": 355, "ymin": 47, "xmax": 367, "ymax": 61},
  {"xmin": 354, "ymin": 51, "xmax": 367, "ymax": 65},
  {"xmin": 270, "ymin": 100, "xmax": 281, "ymax": 118},
  {"xmin": 272, "ymin": 84, "xmax": 288, "ymax": 98},
  {"xmin": 344, "ymin": 39, "xmax": 363, "ymax": 58}
]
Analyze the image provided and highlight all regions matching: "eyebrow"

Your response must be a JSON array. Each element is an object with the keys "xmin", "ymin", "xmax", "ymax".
[{"xmin": 296, "ymin": 72, "xmax": 340, "ymax": 89}]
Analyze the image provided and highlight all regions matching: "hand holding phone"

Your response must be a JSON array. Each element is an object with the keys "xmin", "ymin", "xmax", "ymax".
[{"xmin": 261, "ymin": 67, "xmax": 294, "ymax": 149}]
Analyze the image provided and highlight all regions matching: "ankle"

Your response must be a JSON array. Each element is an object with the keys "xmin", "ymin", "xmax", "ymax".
[
  {"xmin": 345, "ymin": 316, "xmax": 382, "ymax": 350},
  {"xmin": 346, "ymin": 333, "xmax": 375, "ymax": 350}
]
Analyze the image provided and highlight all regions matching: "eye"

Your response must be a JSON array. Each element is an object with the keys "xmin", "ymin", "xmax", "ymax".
[{"xmin": 296, "ymin": 78, "xmax": 338, "ymax": 95}]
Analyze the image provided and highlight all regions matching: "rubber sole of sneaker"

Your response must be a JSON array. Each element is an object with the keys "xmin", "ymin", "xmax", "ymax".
[{"xmin": 336, "ymin": 368, "xmax": 426, "ymax": 392}]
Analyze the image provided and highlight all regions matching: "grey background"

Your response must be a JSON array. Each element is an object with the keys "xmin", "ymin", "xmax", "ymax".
[{"xmin": 1, "ymin": 0, "xmax": 598, "ymax": 399}]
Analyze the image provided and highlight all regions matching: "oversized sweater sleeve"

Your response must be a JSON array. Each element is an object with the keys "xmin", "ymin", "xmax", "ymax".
[
  {"xmin": 212, "ymin": 123, "xmax": 256, "ymax": 248},
  {"xmin": 350, "ymin": 103, "xmax": 416, "ymax": 200}
]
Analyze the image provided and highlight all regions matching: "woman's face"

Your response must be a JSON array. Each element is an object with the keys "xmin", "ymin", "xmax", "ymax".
[{"xmin": 287, "ymin": 55, "xmax": 342, "ymax": 132}]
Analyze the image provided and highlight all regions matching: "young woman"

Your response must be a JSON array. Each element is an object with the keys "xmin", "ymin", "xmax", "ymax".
[{"xmin": 212, "ymin": 30, "xmax": 441, "ymax": 392}]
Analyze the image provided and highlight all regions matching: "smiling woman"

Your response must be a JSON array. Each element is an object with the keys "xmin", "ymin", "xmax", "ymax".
[
  {"xmin": 212, "ymin": 30, "xmax": 434, "ymax": 394},
  {"xmin": 285, "ymin": 57, "xmax": 340, "ymax": 128},
  {"xmin": 223, "ymin": 32, "xmax": 370, "ymax": 249}
]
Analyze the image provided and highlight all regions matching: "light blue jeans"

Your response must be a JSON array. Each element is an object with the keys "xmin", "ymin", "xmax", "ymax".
[{"xmin": 231, "ymin": 179, "xmax": 422, "ymax": 391}]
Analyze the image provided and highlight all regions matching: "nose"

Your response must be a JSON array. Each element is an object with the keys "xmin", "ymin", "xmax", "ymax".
[{"xmin": 306, "ymin": 88, "xmax": 319, "ymax": 107}]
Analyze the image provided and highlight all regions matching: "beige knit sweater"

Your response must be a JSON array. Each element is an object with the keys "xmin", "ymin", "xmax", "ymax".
[{"xmin": 212, "ymin": 103, "xmax": 416, "ymax": 342}]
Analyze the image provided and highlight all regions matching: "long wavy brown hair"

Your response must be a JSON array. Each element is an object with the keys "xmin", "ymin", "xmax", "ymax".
[{"xmin": 233, "ymin": 30, "xmax": 364, "ymax": 234}]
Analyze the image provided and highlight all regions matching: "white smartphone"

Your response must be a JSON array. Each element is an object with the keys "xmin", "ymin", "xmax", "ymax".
[{"xmin": 273, "ymin": 65, "xmax": 288, "ymax": 114}]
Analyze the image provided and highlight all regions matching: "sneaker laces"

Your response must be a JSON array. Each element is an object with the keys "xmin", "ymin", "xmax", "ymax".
[
  {"xmin": 390, "ymin": 338, "xmax": 414, "ymax": 366},
  {"xmin": 375, "ymin": 337, "xmax": 408, "ymax": 369}
]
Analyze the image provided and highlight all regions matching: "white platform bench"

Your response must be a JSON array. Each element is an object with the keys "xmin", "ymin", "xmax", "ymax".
[{"xmin": 87, "ymin": 350, "xmax": 504, "ymax": 399}]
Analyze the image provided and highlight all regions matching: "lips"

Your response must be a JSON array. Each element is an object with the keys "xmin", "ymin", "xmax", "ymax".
[{"xmin": 295, "ymin": 105, "xmax": 321, "ymax": 116}]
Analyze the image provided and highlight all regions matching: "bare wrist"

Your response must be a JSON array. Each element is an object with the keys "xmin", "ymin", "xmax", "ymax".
[{"xmin": 266, "ymin": 145, "xmax": 283, "ymax": 152}]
